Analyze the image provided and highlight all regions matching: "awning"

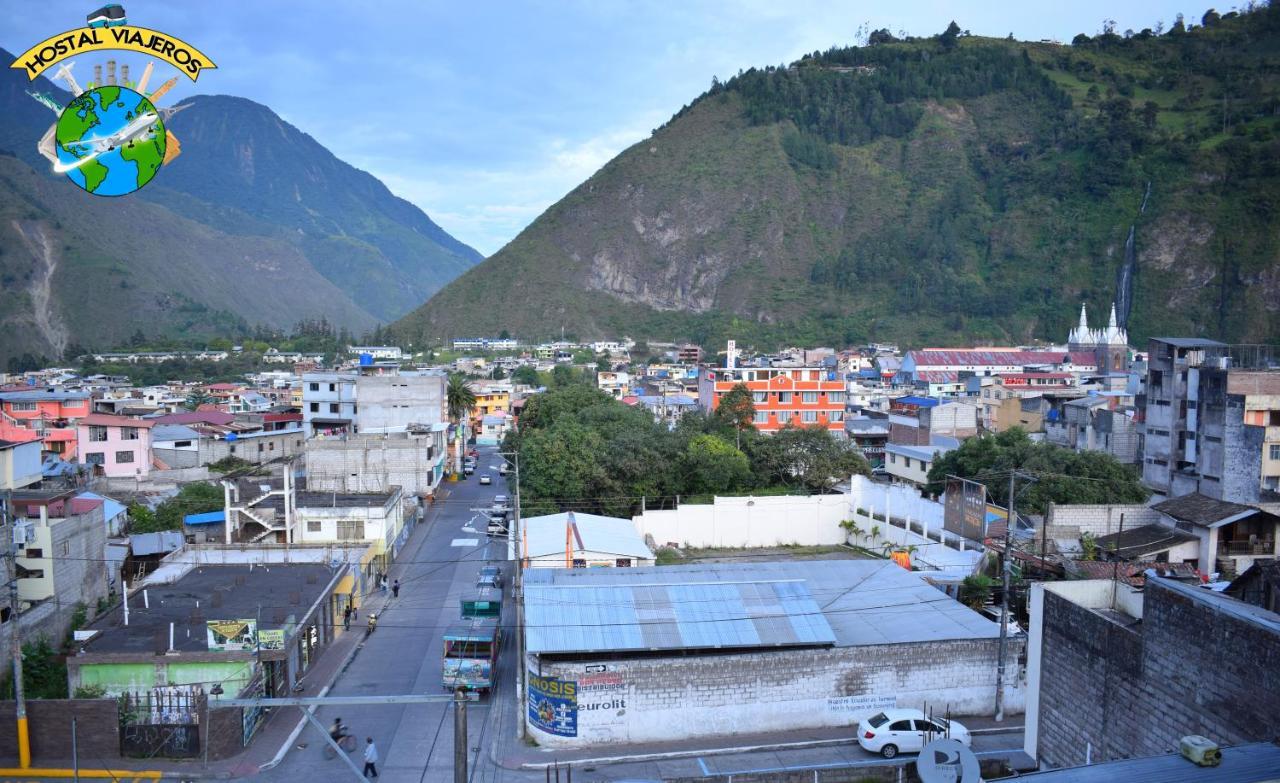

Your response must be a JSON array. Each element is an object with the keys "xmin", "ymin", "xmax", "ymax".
[
  {"xmin": 334, "ymin": 574, "xmax": 355, "ymax": 595},
  {"xmin": 184, "ymin": 510, "xmax": 225, "ymax": 526}
]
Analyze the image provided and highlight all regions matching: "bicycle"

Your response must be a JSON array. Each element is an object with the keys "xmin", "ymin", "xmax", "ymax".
[{"xmin": 324, "ymin": 727, "xmax": 357, "ymax": 759}]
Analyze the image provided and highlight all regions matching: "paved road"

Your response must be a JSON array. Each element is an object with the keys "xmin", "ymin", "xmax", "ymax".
[{"xmin": 260, "ymin": 445, "xmax": 517, "ymax": 783}]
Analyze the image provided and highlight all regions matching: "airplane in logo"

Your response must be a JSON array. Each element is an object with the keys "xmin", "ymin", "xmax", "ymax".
[{"xmin": 53, "ymin": 110, "xmax": 160, "ymax": 173}]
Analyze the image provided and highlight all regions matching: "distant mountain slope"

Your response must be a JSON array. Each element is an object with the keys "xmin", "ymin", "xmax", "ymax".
[
  {"xmin": 396, "ymin": 9, "xmax": 1280, "ymax": 349},
  {"xmin": 148, "ymin": 95, "xmax": 481, "ymax": 320},
  {"xmin": 0, "ymin": 48, "xmax": 480, "ymax": 361}
]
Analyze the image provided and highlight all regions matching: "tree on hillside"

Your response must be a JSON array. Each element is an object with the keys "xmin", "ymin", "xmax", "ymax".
[
  {"xmin": 750, "ymin": 425, "xmax": 870, "ymax": 491},
  {"xmin": 511, "ymin": 365, "xmax": 541, "ymax": 387},
  {"xmin": 551, "ymin": 364, "xmax": 587, "ymax": 388},
  {"xmin": 714, "ymin": 382, "xmax": 756, "ymax": 448},
  {"xmin": 927, "ymin": 428, "xmax": 1148, "ymax": 514},
  {"xmin": 183, "ymin": 389, "xmax": 214, "ymax": 411}
]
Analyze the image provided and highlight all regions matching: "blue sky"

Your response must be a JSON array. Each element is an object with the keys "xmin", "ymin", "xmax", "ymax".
[{"xmin": 4, "ymin": 1, "xmax": 1211, "ymax": 256}]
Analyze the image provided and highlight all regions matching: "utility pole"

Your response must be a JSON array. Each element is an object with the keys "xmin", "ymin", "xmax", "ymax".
[
  {"xmin": 3, "ymin": 489, "xmax": 29, "ymax": 768},
  {"xmin": 453, "ymin": 688, "xmax": 468, "ymax": 783},
  {"xmin": 511, "ymin": 451, "xmax": 526, "ymax": 740},
  {"xmin": 995, "ymin": 470, "xmax": 1017, "ymax": 722}
]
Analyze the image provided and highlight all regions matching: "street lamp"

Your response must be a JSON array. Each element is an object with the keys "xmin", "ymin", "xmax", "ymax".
[{"xmin": 491, "ymin": 450, "xmax": 525, "ymax": 739}]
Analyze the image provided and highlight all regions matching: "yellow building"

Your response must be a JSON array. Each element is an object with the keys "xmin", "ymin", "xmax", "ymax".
[{"xmin": 469, "ymin": 385, "xmax": 511, "ymax": 427}]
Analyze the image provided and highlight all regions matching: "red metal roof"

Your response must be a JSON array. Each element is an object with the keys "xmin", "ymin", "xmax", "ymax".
[{"xmin": 77, "ymin": 413, "xmax": 155, "ymax": 428}]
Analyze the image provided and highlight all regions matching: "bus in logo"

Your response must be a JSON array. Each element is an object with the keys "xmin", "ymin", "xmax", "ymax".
[{"xmin": 87, "ymin": 4, "xmax": 128, "ymax": 28}]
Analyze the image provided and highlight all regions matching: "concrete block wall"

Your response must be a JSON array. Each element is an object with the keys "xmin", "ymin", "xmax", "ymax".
[
  {"xmin": 0, "ymin": 699, "xmax": 119, "ymax": 761},
  {"xmin": 527, "ymin": 637, "xmax": 1025, "ymax": 749},
  {"xmin": 1035, "ymin": 580, "xmax": 1280, "ymax": 769},
  {"xmin": 1044, "ymin": 504, "xmax": 1161, "ymax": 539}
]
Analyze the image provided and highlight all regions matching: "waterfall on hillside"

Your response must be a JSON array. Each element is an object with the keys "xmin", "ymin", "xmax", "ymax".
[{"xmin": 1114, "ymin": 181, "xmax": 1151, "ymax": 329}]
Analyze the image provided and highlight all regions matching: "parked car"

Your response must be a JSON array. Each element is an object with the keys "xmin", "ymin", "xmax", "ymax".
[
  {"xmin": 477, "ymin": 565, "xmax": 502, "ymax": 588},
  {"xmin": 463, "ymin": 464, "xmax": 475, "ymax": 476},
  {"xmin": 492, "ymin": 494, "xmax": 510, "ymax": 510},
  {"xmin": 856, "ymin": 710, "xmax": 970, "ymax": 759},
  {"xmin": 479, "ymin": 474, "xmax": 492, "ymax": 485},
  {"xmin": 499, "ymin": 463, "xmax": 510, "ymax": 476},
  {"xmin": 486, "ymin": 514, "xmax": 508, "ymax": 536}
]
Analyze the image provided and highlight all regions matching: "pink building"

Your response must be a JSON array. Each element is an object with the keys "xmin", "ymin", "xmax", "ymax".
[{"xmin": 75, "ymin": 414, "xmax": 155, "ymax": 478}]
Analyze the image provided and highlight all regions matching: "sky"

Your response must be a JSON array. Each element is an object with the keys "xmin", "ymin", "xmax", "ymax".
[{"xmin": 2, "ymin": 1, "xmax": 1217, "ymax": 256}]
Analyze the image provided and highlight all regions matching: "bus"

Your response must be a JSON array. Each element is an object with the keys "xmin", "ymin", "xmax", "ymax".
[
  {"xmin": 87, "ymin": 5, "xmax": 128, "ymax": 27},
  {"xmin": 460, "ymin": 587, "xmax": 502, "ymax": 619},
  {"xmin": 442, "ymin": 618, "xmax": 499, "ymax": 692}
]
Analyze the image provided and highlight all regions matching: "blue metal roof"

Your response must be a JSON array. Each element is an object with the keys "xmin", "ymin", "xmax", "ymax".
[
  {"xmin": 184, "ymin": 510, "xmax": 225, "ymax": 526},
  {"xmin": 895, "ymin": 395, "xmax": 939, "ymax": 407},
  {"xmin": 525, "ymin": 575, "xmax": 836, "ymax": 655}
]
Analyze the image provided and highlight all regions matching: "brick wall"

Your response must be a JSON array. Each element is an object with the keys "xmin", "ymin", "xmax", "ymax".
[
  {"xmin": 0, "ymin": 699, "xmax": 119, "ymax": 761},
  {"xmin": 1036, "ymin": 579, "xmax": 1280, "ymax": 768},
  {"xmin": 527, "ymin": 637, "xmax": 1026, "ymax": 749}
]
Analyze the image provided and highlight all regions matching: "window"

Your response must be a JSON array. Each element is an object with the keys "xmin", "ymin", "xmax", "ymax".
[
  {"xmin": 829, "ymin": 410, "xmax": 844, "ymax": 422},
  {"xmin": 258, "ymin": 443, "xmax": 265, "ymax": 453},
  {"xmin": 88, "ymin": 425, "xmax": 108, "ymax": 442},
  {"xmin": 328, "ymin": 383, "xmax": 336, "ymax": 392},
  {"xmin": 828, "ymin": 392, "xmax": 845, "ymax": 404},
  {"xmin": 115, "ymin": 450, "xmax": 135, "ymax": 463},
  {"xmin": 10, "ymin": 401, "xmax": 35, "ymax": 412},
  {"xmin": 867, "ymin": 713, "xmax": 890, "ymax": 729},
  {"xmin": 307, "ymin": 520, "xmax": 322, "ymax": 533},
  {"xmin": 752, "ymin": 392, "xmax": 767, "ymax": 403},
  {"xmin": 904, "ymin": 457, "xmax": 912, "ymax": 469},
  {"xmin": 122, "ymin": 427, "xmax": 139, "ymax": 440},
  {"xmin": 329, "ymin": 403, "xmax": 339, "ymax": 413},
  {"xmin": 85, "ymin": 453, "xmax": 104, "ymax": 466},
  {"xmin": 336, "ymin": 520, "xmax": 365, "ymax": 540},
  {"xmin": 572, "ymin": 558, "xmax": 587, "ymax": 568},
  {"xmin": 309, "ymin": 382, "xmax": 319, "ymax": 391},
  {"xmin": 777, "ymin": 392, "xmax": 792, "ymax": 404},
  {"xmin": 60, "ymin": 542, "xmax": 68, "ymax": 557},
  {"xmin": 309, "ymin": 402, "xmax": 319, "ymax": 413},
  {"xmin": 889, "ymin": 720, "xmax": 914, "ymax": 732},
  {"xmin": 1271, "ymin": 445, "xmax": 1280, "ymax": 461},
  {"xmin": 615, "ymin": 559, "xmax": 632, "ymax": 567},
  {"xmin": 24, "ymin": 548, "xmax": 43, "ymax": 559},
  {"xmin": 802, "ymin": 411, "xmax": 818, "ymax": 423},
  {"xmin": 754, "ymin": 411, "xmax": 769, "ymax": 424},
  {"xmin": 802, "ymin": 392, "xmax": 818, "ymax": 404}
]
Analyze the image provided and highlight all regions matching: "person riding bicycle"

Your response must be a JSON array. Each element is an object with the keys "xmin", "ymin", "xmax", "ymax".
[{"xmin": 330, "ymin": 717, "xmax": 346, "ymax": 743}]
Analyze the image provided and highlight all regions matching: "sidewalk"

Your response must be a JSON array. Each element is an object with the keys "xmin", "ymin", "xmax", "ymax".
[
  {"xmin": 492, "ymin": 709, "xmax": 1025, "ymax": 771},
  {"xmin": 4, "ymin": 493, "xmax": 447, "ymax": 780}
]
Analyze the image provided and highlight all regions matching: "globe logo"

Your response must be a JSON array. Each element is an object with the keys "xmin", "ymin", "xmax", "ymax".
[{"xmin": 55, "ymin": 85, "xmax": 166, "ymax": 196}]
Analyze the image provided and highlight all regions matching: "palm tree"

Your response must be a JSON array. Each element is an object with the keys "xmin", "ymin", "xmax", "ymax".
[
  {"xmin": 446, "ymin": 373, "xmax": 477, "ymax": 475},
  {"xmin": 446, "ymin": 372, "xmax": 476, "ymax": 423},
  {"xmin": 869, "ymin": 524, "xmax": 882, "ymax": 545},
  {"xmin": 839, "ymin": 519, "xmax": 864, "ymax": 547}
]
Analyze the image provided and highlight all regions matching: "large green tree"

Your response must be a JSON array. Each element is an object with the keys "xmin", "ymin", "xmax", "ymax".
[
  {"xmin": 446, "ymin": 372, "xmax": 476, "ymax": 423},
  {"xmin": 750, "ymin": 425, "xmax": 871, "ymax": 491},
  {"xmin": 682, "ymin": 434, "xmax": 752, "ymax": 494},
  {"xmin": 928, "ymin": 428, "xmax": 1149, "ymax": 514}
]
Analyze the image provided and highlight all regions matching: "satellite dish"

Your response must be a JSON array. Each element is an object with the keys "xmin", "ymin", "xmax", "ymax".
[{"xmin": 916, "ymin": 738, "xmax": 982, "ymax": 782}]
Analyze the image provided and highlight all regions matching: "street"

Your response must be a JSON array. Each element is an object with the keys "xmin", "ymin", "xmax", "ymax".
[{"xmin": 259, "ymin": 445, "xmax": 515, "ymax": 783}]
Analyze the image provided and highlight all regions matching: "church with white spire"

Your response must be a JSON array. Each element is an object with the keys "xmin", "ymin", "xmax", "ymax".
[{"xmin": 1067, "ymin": 303, "xmax": 1130, "ymax": 372}]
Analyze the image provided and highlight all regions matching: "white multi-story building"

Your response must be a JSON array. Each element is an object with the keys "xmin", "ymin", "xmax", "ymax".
[
  {"xmin": 302, "ymin": 372, "xmax": 358, "ymax": 434},
  {"xmin": 347, "ymin": 346, "xmax": 404, "ymax": 361}
]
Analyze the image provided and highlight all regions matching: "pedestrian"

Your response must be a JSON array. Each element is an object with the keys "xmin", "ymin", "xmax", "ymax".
[
  {"xmin": 343, "ymin": 605, "xmax": 352, "ymax": 631},
  {"xmin": 362, "ymin": 737, "xmax": 378, "ymax": 778},
  {"xmin": 380, "ymin": 573, "xmax": 388, "ymax": 594},
  {"xmin": 352, "ymin": 604, "xmax": 358, "ymax": 621},
  {"xmin": 392, "ymin": 579, "xmax": 400, "ymax": 598}
]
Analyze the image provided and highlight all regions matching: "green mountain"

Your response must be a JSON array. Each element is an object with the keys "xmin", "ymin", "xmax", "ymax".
[
  {"xmin": 396, "ymin": 9, "xmax": 1280, "ymax": 350},
  {"xmin": 0, "ymin": 51, "xmax": 480, "ymax": 363}
]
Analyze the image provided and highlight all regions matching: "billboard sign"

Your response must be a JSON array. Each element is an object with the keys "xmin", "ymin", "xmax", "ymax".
[
  {"xmin": 528, "ymin": 672, "xmax": 577, "ymax": 737},
  {"xmin": 206, "ymin": 619, "xmax": 256, "ymax": 652},
  {"xmin": 257, "ymin": 629, "xmax": 285, "ymax": 651},
  {"xmin": 944, "ymin": 477, "xmax": 987, "ymax": 542}
]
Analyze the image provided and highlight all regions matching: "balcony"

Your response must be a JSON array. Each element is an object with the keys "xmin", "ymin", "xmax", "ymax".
[{"xmin": 1218, "ymin": 539, "xmax": 1276, "ymax": 557}]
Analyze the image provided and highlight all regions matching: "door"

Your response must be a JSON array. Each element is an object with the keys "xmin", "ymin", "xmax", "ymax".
[
  {"xmin": 915, "ymin": 719, "xmax": 944, "ymax": 746},
  {"xmin": 888, "ymin": 719, "xmax": 920, "ymax": 752}
]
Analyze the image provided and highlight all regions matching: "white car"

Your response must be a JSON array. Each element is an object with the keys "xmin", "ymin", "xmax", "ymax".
[
  {"xmin": 478, "ymin": 474, "xmax": 492, "ymax": 485},
  {"xmin": 857, "ymin": 709, "xmax": 971, "ymax": 758}
]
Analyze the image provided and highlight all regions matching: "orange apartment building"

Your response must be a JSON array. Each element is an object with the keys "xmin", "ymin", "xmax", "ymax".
[
  {"xmin": 0, "ymin": 388, "xmax": 93, "ymax": 459},
  {"xmin": 699, "ymin": 365, "xmax": 846, "ymax": 435}
]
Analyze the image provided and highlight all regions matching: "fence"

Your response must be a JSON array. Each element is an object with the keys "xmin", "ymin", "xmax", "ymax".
[{"xmin": 118, "ymin": 685, "xmax": 203, "ymax": 758}]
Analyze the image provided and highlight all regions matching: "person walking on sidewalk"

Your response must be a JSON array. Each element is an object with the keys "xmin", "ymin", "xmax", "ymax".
[
  {"xmin": 362, "ymin": 737, "xmax": 379, "ymax": 778},
  {"xmin": 379, "ymin": 573, "xmax": 388, "ymax": 594},
  {"xmin": 392, "ymin": 579, "xmax": 400, "ymax": 598},
  {"xmin": 343, "ymin": 605, "xmax": 352, "ymax": 631}
]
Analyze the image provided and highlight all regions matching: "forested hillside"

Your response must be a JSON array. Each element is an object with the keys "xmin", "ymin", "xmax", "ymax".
[{"xmin": 398, "ymin": 8, "xmax": 1280, "ymax": 349}]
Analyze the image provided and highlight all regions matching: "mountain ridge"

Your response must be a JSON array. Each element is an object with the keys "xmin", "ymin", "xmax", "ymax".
[
  {"xmin": 395, "ymin": 10, "xmax": 1280, "ymax": 350},
  {"xmin": 0, "ymin": 47, "xmax": 480, "ymax": 361}
]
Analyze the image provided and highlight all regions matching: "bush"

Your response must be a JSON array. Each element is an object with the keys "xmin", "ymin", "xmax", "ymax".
[
  {"xmin": 208, "ymin": 456, "xmax": 254, "ymax": 474},
  {"xmin": 74, "ymin": 684, "xmax": 107, "ymax": 699}
]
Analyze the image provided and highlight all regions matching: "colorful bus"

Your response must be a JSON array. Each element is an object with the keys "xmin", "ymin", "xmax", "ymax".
[{"xmin": 442, "ymin": 618, "xmax": 499, "ymax": 692}]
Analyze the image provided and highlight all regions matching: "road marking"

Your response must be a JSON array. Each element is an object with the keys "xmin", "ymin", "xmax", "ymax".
[
  {"xmin": 698, "ymin": 757, "xmax": 710, "ymax": 775},
  {"xmin": 452, "ymin": 538, "xmax": 480, "ymax": 547}
]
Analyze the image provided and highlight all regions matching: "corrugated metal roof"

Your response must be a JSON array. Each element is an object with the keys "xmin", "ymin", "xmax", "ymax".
[
  {"xmin": 525, "ymin": 577, "xmax": 835, "ymax": 655},
  {"xmin": 524, "ymin": 560, "xmax": 1001, "ymax": 655},
  {"xmin": 1016, "ymin": 742, "xmax": 1280, "ymax": 782},
  {"xmin": 523, "ymin": 512, "xmax": 654, "ymax": 560}
]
